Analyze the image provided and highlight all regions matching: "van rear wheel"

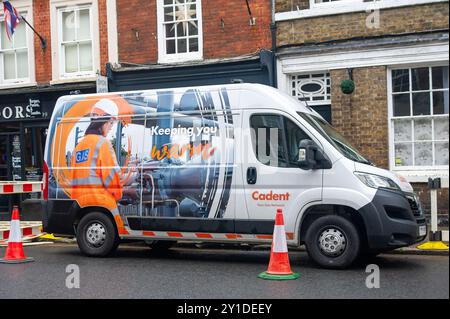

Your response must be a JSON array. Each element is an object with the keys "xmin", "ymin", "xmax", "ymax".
[
  {"xmin": 305, "ymin": 215, "xmax": 360, "ymax": 269},
  {"xmin": 76, "ymin": 212, "xmax": 119, "ymax": 257}
]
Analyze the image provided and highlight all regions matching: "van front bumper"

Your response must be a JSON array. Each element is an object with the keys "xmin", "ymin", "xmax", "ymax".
[{"xmin": 358, "ymin": 189, "xmax": 427, "ymax": 251}]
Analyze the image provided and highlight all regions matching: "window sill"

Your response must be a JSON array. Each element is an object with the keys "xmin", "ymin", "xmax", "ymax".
[
  {"xmin": 158, "ymin": 55, "xmax": 203, "ymax": 65},
  {"xmin": 393, "ymin": 169, "xmax": 449, "ymax": 186},
  {"xmin": 50, "ymin": 76, "xmax": 97, "ymax": 86},
  {"xmin": 0, "ymin": 82, "xmax": 37, "ymax": 91},
  {"xmin": 275, "ymin": 0, "xmax": 448, "ymax": 21}
]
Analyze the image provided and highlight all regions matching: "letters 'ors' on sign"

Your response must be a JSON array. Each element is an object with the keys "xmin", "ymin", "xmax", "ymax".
[{"xmin": 0, "ymin": 99, "xmax": 44, "ymax": 121}]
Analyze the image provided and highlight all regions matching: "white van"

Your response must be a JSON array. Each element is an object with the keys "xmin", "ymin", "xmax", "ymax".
[{"xmin": 39, "ymin": 83, "xmax": 427, "ymax": 269}]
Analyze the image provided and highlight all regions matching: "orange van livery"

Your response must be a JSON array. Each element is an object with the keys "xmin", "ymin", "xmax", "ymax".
[{"xmin": 51, "ymin": 96, "xmax": 135, "ymax": 200}]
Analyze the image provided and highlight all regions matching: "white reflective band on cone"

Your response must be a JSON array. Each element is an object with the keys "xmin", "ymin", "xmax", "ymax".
[
  {"xmin": 8, "ymin": 220, "xmax": 23, "ymax": 243},
  {"xmin": 272, "ymin": 225, "xmax": 288, "ymax": 253}
]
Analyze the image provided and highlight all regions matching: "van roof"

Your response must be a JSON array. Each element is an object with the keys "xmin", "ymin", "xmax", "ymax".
[{"xmin": 54, "ymin": 83, "xmax": 317, "ymax": 117}]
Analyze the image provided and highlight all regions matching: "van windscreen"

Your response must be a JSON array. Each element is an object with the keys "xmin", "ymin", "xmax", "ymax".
[{"xmin": 297, "ymin": 113, "xmax": 372, "ymax": 165}]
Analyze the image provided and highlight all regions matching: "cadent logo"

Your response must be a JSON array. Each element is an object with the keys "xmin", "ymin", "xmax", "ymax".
[{"xmin": 252, "ymin": 191, "xmax": 290, "ymax": 201}]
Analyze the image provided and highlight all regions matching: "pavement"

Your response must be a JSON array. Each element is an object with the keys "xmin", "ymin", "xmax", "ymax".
[{"xmin": 0, "ymin": 243, "xmax": 448, "ymax": 299}]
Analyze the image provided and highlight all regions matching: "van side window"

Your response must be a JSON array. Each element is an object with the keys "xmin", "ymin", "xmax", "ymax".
[{"xmin": 250, "ymin": 114, "xmax": 310, "ymax": 168}]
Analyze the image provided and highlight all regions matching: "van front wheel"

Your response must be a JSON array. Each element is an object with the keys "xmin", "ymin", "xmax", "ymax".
[
  {"xmin": 305, "ymin": 215, "xmax": 360, "ymax": 269},
  {"xmin": 76, "ymin": 212, "xmax": 119, "ymax": 257}
]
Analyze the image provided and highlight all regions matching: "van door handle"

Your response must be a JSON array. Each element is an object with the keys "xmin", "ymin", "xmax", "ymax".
[{"xmin": 247, "ymin": 167, "xmax": 257, "ymax": 185}]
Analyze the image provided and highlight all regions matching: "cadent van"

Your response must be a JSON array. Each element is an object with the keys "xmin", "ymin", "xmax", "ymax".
[{"xmin": 37, "ymin": 83, "xmax": 427, "ymax": 269}]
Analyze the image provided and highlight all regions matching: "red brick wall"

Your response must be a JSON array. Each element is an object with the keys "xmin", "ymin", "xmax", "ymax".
[
  {"xmin": 33, "ymin": 0, "xmax": 51, "ymax": 83},
  {"xmin": 117, "ymin": 0, "xmax": 157, "ymax": 65},
  {"xmin": 98, "ymin": 0, "xmax": 109, "ymax": 76},
  {"xmin": 202, "ymin": 0, "xmax": 272, "ymax": 59},
  {"xmin": 116, "ymin": 0, "xmax": 272, "ymax": 65}
]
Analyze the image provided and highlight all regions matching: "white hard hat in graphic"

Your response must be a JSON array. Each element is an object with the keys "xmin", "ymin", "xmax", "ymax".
[{"xmin": 91, "ymin": 99, "xmax": 119, "ymax": 119}]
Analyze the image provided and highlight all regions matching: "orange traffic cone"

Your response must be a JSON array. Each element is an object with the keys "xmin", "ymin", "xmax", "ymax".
[
  {"xmin": 0, "ymin": 206, "xmax": 34, "ymax": 264},
  {"xmin": 258, "ymin": 208, "xmax": 299, "ymax": 280}
]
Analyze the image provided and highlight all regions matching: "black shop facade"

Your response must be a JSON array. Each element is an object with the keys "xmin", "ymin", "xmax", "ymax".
[{"xmin": 0, "ymin": 83, "xmax": 96, "ymax": 219}]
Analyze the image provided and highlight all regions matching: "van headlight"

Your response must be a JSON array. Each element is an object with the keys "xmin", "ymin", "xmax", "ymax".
[{"xmin": 354, "ymin": 172, "xmax": 401, "ymax": 191}]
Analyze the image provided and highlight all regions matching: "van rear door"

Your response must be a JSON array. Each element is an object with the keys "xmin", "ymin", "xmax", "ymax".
[{"xmin": 240, "ymin": 110, "xmax": 323, "ymax": 235}]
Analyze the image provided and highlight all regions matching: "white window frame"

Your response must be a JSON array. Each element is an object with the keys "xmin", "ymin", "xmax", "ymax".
[
  {"xmin": 310, "ymin": 0, "xmax": 363, "ymax": 9},
  {"xmin": 58, "ymin": 5, "xmax": 94, "ymax": 77},
  {"xmin": 50, "ymin": 0, "xmax": 100, "ymax": 84},
  {"xmin": 277, "ymin": 0, "xmax": 448, "ymax": 21},
  {"xmin": 289, "ymin": 71, "xmax": 331, "ymax": 106},
  {"xmin": 156, "ymin": 0, "xmax": 203, "ymax": 64},
  {"xmin": 387, "ymin": 63, "xmax": 449, "ymax": 175},
  {"xmin": 0, "ymin": 0, "xmax": 35, "ymax": 89}
]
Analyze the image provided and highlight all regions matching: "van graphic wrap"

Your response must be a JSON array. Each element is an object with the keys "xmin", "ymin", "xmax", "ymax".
[
  {"xmin": 40, "ymin": 83, "xmax": 426, "ymax": 267},
  {"xmin": 47, "ymin": 88, "xmax": 235, "ymax": 226}
]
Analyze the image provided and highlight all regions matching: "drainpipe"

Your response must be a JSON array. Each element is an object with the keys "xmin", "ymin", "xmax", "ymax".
[{"xmin": 270, "ymin": 0, "xmax": 278, "ymax": 88}]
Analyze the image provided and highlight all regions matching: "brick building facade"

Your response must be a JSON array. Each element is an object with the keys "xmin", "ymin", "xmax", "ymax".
[
  {"xmin": 108, "ymin": 0, "xmax": 275, "ymax": 92},
  {"xmin": 116, "ymin": 0, "xmax": 272, "ymax": 65},
  {"xmin": 275, "ymin": 0, "xmax": 449, "ymax": 220},
  {"xmin": 1, "ymin": 0, "xmax": 448, "ymax": 222}
]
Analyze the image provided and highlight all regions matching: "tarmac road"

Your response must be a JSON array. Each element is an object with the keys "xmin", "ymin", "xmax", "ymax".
[{"xmin": 0, "ymin": 243, "xmax": 448, "ymax": 299}]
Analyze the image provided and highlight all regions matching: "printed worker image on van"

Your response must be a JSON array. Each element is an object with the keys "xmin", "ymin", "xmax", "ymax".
[
  {"xmin": 40, "ymin": 84, "xmax": 427, "ymax": 269},
  {"xmin": 70, "ymin": 102, "xmax": 123, "ymax": 212}
]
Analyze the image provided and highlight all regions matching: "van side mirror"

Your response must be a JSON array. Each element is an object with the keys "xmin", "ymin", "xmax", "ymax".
[{"xmin": 298, "ymin": 139, "xmax": 332, "ymax": 170}]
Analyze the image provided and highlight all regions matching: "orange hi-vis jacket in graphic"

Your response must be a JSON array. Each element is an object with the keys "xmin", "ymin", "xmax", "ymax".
[{"xmin": 70, "ymin": 134, "xmax": 122, "ymax": 210}]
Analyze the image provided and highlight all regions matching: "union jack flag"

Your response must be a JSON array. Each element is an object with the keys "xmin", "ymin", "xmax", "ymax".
[{"xmin": 3, "ymin": 1, "xmax": 21, "ymax": 40}]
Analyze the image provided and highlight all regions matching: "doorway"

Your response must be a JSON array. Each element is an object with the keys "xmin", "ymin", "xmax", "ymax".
[
  {"xmin": 0, "ymin": 122, "xmax": 48, "ymax": 220},
  {"xmin": 0, "ymin": 132, "xmax": 21, "ymax": 220},
  {"xmin": 23, "ymin": 124, "xmax": 47, "ymax": 190}
]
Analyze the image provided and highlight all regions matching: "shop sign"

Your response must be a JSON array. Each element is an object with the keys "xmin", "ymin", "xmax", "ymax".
[
  {"xmin": 0, "ymin": 99, "xmax": 48, "ymax": 121},
  {"xmin": 11, "ymin": 135, "xmax": 22, "ymax": 181},
  {"xmin": 96, "ymin": 75, "xmax": 108, "ymax": 93}
]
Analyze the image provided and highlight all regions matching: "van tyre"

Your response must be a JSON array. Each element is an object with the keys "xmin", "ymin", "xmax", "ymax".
[
  {"xmin": 76, "ymin": 212, "xmax": 119, "ymax": 257},
  {"xmin": 305, "ymin": 215, "xmax": 360, "ymax": 269}
]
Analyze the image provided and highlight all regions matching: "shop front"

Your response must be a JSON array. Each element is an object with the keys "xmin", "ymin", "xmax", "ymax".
[
  {"xmin": 106, "ymin": 50, "xmax": 276, "ymax": 92},
  {"xmin": 0, "ymin": 84, "xmax": 96, "ymax": 220}
]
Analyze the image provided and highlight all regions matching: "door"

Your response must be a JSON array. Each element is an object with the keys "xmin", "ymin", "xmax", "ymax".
[
  {"xmin": 0, "ymin": 133, "xmax": 22, "ymax": 219},
  {"xmin": 0, "ymin": 134, "xmax": 12, "ymax": 218},
  {"xmin": 241, "ymin": 110, "xmax": 323, "ymax": 231},
  {"xmin": 23, "ymin": 124, "xmax": 48, "ymax": 200}
]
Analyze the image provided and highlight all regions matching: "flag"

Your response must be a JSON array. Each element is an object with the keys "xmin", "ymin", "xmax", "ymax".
[{"xmin": 3, "ymin": 1, "xmax": 21, "ymax": 40}]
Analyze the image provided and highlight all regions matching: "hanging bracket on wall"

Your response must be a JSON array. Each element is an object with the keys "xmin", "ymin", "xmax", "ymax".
[
  {"xmin": 20, "ymin": 15, "xmax": 46, "ymax": 49},
  {"xmin": 347, "ymin": 68, "xmax": 354, "ymax": 81},
  {"xmin": 245, "ymin": 0, "xmax": 256, "ymax": 26}
]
